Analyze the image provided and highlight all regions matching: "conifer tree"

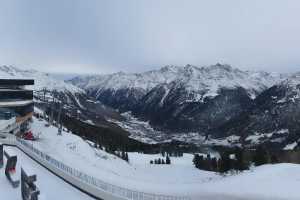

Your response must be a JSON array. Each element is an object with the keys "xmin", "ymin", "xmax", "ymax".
[
  {"xmin": 121, "ymin": 151, "xmax": 126, "ymax": 160},
  {"xmin": 253, "ymin": 146, "xmax": 269, "ymax": 166},
  {"xmin": 270, "ymin": 154, "xmax": 279, "ymax": 164},
  {"xmin": 125, "ymin": 152, "xmax": 129, "ymax": 162},
  {"xmin": 166, "ymin": 155, "xmax": 171, "ymax": 164},
  {"xmin": 158, "ymin": 158, "xmax": 162, "ymax": 164},
  {"xmin": 211, "ymin": 157, "xmax": 218, "ymax": 171},
  {"xmin": 205, "ymin": 154, "xmax": 212, "ymax": 171},
  {"xmin": 219, "ymin": 151, "xmax": 231, "ymax": 173},
  {"xmin": 235, "ymin": 147, "xmax": 248, "ymax": 171},
  {"xmin": 193, "ymin": 154, "xmax": 200, "ymax": 168}
]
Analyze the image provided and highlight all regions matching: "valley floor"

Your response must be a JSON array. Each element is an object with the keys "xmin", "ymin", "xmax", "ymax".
[{"xmin": 25, "ymin": 117, "xmax": 300, "ymax": 200}]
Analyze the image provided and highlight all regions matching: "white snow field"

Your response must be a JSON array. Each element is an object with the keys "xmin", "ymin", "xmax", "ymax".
[
  {"xmin": 23, "ymin": 117, "xmax": 300, "ymax": 200},
  {"xmin": 0, "ymin": 146, "xmax": 93, "ymax": 200}
]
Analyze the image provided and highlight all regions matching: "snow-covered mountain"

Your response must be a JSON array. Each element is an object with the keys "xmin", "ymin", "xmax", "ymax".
[
  {"xmin": 71, "ymin": 64, "xmax": 283, "ymax": 101},
  {"xmin": 216, "ymin": 72, "xmax": 300, "ymax": 149},
  {"xmin": 69, "ymin": 64, "xmax": 286, "ymax": 134},
  {"xmin": 0, "ymin": 65, "xmax": 84, "ymax": 93}
]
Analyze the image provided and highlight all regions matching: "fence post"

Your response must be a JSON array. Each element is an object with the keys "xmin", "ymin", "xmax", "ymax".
[{"xmin": 0, "ymin": 144, "xmax": 3, "ymax": 168}]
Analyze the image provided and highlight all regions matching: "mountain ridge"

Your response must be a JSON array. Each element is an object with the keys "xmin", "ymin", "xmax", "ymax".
[
  {"xmin": 70, "ymin": 64, "xmax": 285, "ymax": 100},
  {"xmin": 69, "ymin": 64, "xmax": 289, "ymax": 135}
]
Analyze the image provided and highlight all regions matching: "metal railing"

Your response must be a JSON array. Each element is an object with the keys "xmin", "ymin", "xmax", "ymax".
[
  {"xmin": 0, "ymin": 134, "xmax": 16, "ymax": 145},
  {"xmin": 14, "ymin": 138, "xmax": 190, "ymax": 200}
]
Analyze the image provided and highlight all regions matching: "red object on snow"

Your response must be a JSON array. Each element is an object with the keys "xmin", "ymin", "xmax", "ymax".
[
  {"xmin": 8, "ymin": 167, "xmax": 16, "ymax": 174},
  {"xmin": 23, "ymin": 131, "xmax": 34, "ymax": 140}
]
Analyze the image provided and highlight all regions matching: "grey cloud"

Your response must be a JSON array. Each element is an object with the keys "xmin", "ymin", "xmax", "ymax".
[{"xmin": 0, "ymin": 0, "xmax": 299, "ymax": 74}]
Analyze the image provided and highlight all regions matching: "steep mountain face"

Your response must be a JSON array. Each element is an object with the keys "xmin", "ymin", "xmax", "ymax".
[
  {"xmin": 70, "ymin": 66, "xmax": 182, "ymax": 111},
  {"xmin": 137, "ymin": 86, "xmax": 254, "ymax": 133},
  {"xmin": 70, "ymin": 64, "xmax": 284, "ymax": 134},
  {"xmin": 216, "ymin": 73, "xmax": 300, "ymax": 148}
]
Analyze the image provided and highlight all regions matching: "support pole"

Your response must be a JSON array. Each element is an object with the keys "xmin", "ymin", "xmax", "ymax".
[
  {"xmin": 4, "ymin": 150, "xmax": 20, "ymax": 188},
  {"xmin": 57, "ymin": 94, "xmax": 63, "ymax": 135},
  {"xmin": 0, "ymin": 144, "xmax": 3, "ymax": 168}
]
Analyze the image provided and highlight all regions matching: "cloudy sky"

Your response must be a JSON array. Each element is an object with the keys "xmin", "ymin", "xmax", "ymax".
[{"xmin": 0, "ymin": 0, "xmax": 300, "ymax": 74}]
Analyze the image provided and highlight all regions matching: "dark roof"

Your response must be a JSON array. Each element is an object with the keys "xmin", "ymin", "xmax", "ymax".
[{"xmin": 0, "ymin": 79, "xmax": 34, "ymax": 86}]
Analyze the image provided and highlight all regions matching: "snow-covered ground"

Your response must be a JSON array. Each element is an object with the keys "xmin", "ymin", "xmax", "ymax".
[
  {"xmin": 0, "ymin": 146, "xmax": 94, "ymax": 200},
  {"xmin": 30, "ymin": 117, "xmax": 217, "ymax": 196},
  {"xmin": 26, "ymin": 117, "xmax": 300, "ymax": 200}
]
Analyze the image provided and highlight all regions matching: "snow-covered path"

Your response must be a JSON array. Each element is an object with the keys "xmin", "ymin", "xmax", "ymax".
[{"xmin": 0, "ymin": 146, "xmax": 94, "ymax": 200}]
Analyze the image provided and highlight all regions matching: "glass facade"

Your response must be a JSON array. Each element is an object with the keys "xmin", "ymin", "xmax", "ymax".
[
  {"xmin": 0, "ymin": 90, "xmax": 33, "ymax": 101},
  {"xmin": 0, "ymin": 104, "xmax": 33, "ymax": 120},
  {"xmin": 0, "ymin": 79, "xmax": 34, "ymax": 121}
]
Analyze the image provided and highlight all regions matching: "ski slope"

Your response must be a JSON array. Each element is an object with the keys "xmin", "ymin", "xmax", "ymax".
[
  {"xmin": 0, "ymin": 146, "xmax": 94, "ymax": 200},
  {"xmin": 27, "ymin": 117, "xmax": 300, "ymax": 200}
]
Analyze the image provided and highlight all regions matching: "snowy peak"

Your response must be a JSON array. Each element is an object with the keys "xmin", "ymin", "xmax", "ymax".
[
  {"xmin": 70, "ymin": 65, "xmax": 182, "ymax": 92},
  {"xmin": 283, "ymin": 72, "xmax": 300, "ymax": 87},
  {"xmin": 70, "ymin": 64, "xmax": 284, "ymax": 100},
  {"xmin": 0, "ymin": 65, "xmax": 84, "ymax": 94},
  {"xmin": 159, "ymin": 65, "xmax": 181, "ymax": 73}
]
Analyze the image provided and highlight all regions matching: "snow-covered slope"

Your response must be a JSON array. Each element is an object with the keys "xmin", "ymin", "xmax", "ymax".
[
  {"xmin": 0, "ymin": 65, "xmax": 84, "ymax": 93},
  {"xmin": 24, "ymin": 117, "xmax": 300, "ymax": 200}
]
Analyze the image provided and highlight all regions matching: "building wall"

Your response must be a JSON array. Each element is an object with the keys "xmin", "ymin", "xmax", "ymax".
[{"xmin": 0, "ymin": 90, "xmax": 33, "ymax": 100}]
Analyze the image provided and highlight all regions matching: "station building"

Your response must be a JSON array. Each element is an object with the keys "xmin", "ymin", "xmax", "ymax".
[{"xmin": 0, "ymin": 79, "xmax": 34, "ymax": 134}]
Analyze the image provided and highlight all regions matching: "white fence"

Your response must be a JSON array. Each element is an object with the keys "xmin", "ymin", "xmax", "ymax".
[{"xmin": 2, "ymin": 136, "xmax": 191, "ymax": 200}]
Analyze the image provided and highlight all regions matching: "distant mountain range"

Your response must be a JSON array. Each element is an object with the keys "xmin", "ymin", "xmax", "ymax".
[
  {"xmin": 69, "ymin": 64, "xmax": 300, "ymax": 149},
  {"xmin": 2, "ymin": 64, "xmax": 299, "ymax": 149}
]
